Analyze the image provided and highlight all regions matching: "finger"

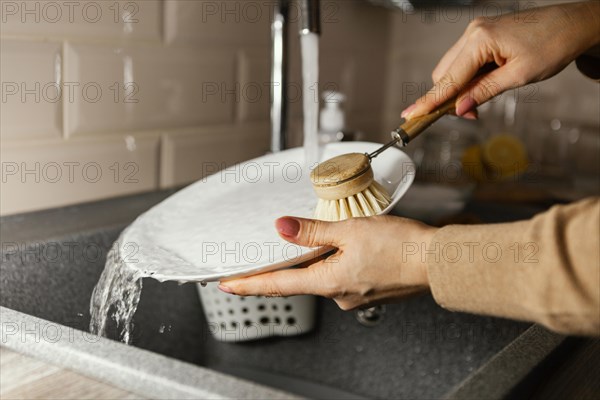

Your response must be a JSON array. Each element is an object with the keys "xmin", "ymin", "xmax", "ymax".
[
  {"xmin": 219, "ymin": 260, "xmax": 336, "ymax": 297},
  {"xmin": 405, "ymin": 44, "xmax": 489, "ymax": 120},
  {"xmin": 456, "ymin": 65, "xmax": 520, "ymax": 116},
  {"xmin": 275, "ymin": 216, "xmax": 343, "ymax": 248},
  {"xmin": 432, "ymin": 32, "xmax": 469, "ymax": 83},
  {"xmin": 461, "ymin": 109, "xmax": 479, "ymax": 120}
]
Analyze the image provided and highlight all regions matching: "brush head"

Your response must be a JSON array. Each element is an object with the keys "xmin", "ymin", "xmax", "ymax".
[
  {"xmin": 310, "ymin": 153, "xmax": 374, "ymax": 200},
  {"xmin": 310, "ymin": 153, "xmax": 392, "ymax": 221}
]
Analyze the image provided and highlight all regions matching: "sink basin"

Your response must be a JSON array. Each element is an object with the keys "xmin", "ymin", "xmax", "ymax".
[{"xmin": 0, "ymin": 192, "xmax": 561, "ymax": 399}]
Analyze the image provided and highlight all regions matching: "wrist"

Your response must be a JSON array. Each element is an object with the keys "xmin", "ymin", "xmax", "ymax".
[
  {"xmin": 417, "ymin": 225, "xmax": 437, "ymax": 288},
  {"xmin": 391, "ymin": 217, "xmax": 438, "ymax": 289},
  {"xmin": 564, "ymin": 2, "xmax": 600, "ymax": 53},
  {"xmin": 582, "ymin": 1, "xmax": 600, "ymax": 46}
]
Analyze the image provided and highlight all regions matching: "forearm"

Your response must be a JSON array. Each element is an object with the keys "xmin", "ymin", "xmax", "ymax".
[
  {"xmin": 581, "ymin": 0, "xmax": 600, "ymax": 48},
  {"xmin": 426, "ymin": 198, "xmax": 600, "ymax": 336},
  {"xmin": 558, "ymin": 1, "xmax": 600, "ymax": 56},
  {"xmin": 574, "ymin": 1, "xmax": 600, "ymax": 80}
]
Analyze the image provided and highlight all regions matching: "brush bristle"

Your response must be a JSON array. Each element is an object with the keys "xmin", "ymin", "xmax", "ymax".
[{"xmin": 314, "ymin": 181, "xmax": 393, "ymax": 221}]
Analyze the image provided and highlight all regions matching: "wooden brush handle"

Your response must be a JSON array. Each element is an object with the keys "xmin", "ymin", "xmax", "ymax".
[
  {"xmin": 395, "ymin": 64, "xmax": 499, "ymax": 145},
  {"xmin": 396, "ymin": 97, "xmax": 457, "ymax": 144}
]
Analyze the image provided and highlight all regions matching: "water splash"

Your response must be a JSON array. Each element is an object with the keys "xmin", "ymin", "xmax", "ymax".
[
  {"xmin": 89, "ymin": 32, "xmax": 322, "ymax": 346},
  {"xmin": 89, "ymin": 241, "xmax": 143, "ymax": 344}
]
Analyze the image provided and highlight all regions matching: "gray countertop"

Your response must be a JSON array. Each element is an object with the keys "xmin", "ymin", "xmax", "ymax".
[
  {"xmin": 0, "ymin": 307, "xmax": 298, "ymax": 400},
  {"xmin": 0, "ymin": 190, "xmax": 568, "ymax": 399}
]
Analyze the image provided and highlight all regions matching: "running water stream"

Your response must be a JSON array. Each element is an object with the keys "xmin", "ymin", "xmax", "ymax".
[
  {"xmin": 89, "ymin": 32, "xmax": 321, "ymax": 344},
  {"xmin": 301, "ymin": 32, "xmax": 320, "ymax": 170},
  {"xmin": 89, "ymin": 241, "xmax": 143, "ymax": 344}
]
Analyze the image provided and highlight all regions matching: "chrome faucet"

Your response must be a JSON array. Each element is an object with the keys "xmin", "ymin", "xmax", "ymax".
[
  {"xmin": 300, "ymin": 0, "xmax": 321, "ymax": 36},
  {"xmin": 270, "ymin": 0, "xmax": 321, "ymax": 152}
]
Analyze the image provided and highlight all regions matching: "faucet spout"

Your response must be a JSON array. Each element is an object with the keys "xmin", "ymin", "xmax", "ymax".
[
  {"xmin": 270, "ymin": 0, "xmax": 290, "ymax": 152},
  {"xmin": 270, "ymin": 0, "xmax": 321, "ymax": 153},
  {"xmin": 300, "ymin": 0, "xmax": 321, "ymax": 35}
]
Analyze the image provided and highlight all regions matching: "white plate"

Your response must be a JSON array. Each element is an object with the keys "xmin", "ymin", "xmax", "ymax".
[{"xmin": 118, "ymin": 142, "xmax": 415, "ymax": 282}]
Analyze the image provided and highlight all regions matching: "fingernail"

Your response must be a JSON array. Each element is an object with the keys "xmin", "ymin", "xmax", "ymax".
[
  {"xmin": 218, "ymin": 284, "xmax": 234, "ymax": 294},
  {"xmin": 275, "ymin": 217, "xmax": 300, "ymax": 238},
  {"xmin": 401, "ymin": 104, "xmax": 417, "ymax": 118},
  {"xmin": 456, "ymin": 97, "xmax": 477, "ymax": 117},
  {"xmin": 462, "ymin": 111, "xmax": 478, "ymax": 120}
]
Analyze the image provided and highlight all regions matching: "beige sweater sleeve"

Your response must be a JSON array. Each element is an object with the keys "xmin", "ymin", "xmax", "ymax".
[{"xmin": 427, "ymin": 197, "xmax": 600, "ymax": 336}]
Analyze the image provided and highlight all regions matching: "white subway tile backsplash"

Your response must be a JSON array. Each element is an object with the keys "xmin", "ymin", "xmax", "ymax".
[
  {"xmin": 237, "ymin": 50, "xmax": 271, "ymax": 123},
  {"xmin": 388, "ymin": 8, "xmax": 470, "ymax": 51},
  {"xmin": 4, "ymin": 0, "xmax": 594, "ymax": 216},
  {"xmin": 351, "ymin": 55, "xmax": 388, "ymax": 115},
  {"xmin": 160, "ymin": 122, "xmax": 270, "ymax": 188},
  {"xmin": 164, "ymin": 0, "xmax": 269, "ymax": 46},
  {"xmin": 64, "ymin": 43, "xmax": 236, "ymax": 136},
  {"xmin": 0, "ymin": 40, "xmax": 63, "ymax": 140},
  {"xmin": 318, "ymin": 0, "xmax": 390, "ymax": 52},
  {"xmin": 318, "ymin": 52, "xmax": 356, "ymax": 110},
  {"xmin": 0, "ymin": 1, "xmax": 394, "ymax": 215},
  {"xmin": 0, "ymin": 134, "xmax": 159, "ymax": 215},
  {"xmin": 0, "ymin": 0, "xmax": 162, "ymax": 41},
  {"xmin": 346, "ymin": 113, "xmax": 384, "ymax": 141}
]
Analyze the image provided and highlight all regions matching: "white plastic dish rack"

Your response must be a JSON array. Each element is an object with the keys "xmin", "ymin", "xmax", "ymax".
[{"xmin": 198, "ymin": 283, "xmax": 316, "ymax": 342}]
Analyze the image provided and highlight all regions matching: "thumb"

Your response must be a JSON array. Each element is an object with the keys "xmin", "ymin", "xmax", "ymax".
[
  {"xmin": 275, "ymin": 217, "xmax": 341, "ymax": 248},
  {"xmin": 404, "ymin": 45, "xmax": 483, "ymax": 120}
]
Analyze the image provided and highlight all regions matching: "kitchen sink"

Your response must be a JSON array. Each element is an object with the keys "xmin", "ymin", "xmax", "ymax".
[{"xmin": 0, "ymin": 192, "xmax": 563, "ymax": 399}]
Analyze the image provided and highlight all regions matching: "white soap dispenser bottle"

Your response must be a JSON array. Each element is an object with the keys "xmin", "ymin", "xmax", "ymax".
[{"xmin": 319, "ymin": 91, "xmax": 346, "ymax": 144}]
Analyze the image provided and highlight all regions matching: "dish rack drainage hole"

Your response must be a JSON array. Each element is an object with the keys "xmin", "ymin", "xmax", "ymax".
[{"xmin": 198, "ymin": 282, "xmax": 316, "ymax": 341}]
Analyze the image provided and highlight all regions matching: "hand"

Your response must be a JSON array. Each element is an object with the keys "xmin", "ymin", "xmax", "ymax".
[
  {"xmin": 401, "ymin": 1, "xmax": 600, "ymax": 120},
  {"xmin": 218, "ymin": 216, "xmax": 436, "ymax": 311}
]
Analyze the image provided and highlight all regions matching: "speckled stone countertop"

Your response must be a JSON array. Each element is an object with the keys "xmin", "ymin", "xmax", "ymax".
[
  {"xmin": 0, "ymin": 307, "xmax": 299, "ymax": 400},
  {"xmin": 0, "ymin": 190, "xmax": 567, "ymax": 399}
]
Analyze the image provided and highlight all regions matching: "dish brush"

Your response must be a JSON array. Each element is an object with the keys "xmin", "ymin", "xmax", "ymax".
[{"xmin": 310, "ymin": 97, "xmax": 456, "ymax": 221}]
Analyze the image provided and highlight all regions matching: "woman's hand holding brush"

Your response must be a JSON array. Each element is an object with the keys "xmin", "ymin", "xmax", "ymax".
[
  {"xmin": 402, "ymin": 1, "xmax": 600, "ymax": 121},
  {"xmin": 219, "ymin": 216, "xmax": 436, "ymax": 311},
  {"xmin": 216, "ymin": 2, "xmax": 600, "ymax": 335}
]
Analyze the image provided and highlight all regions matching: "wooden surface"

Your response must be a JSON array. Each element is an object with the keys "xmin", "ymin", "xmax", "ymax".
[{"xmin": 0, "ymin": 347, "xmax": 145, "ymax": 400}]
